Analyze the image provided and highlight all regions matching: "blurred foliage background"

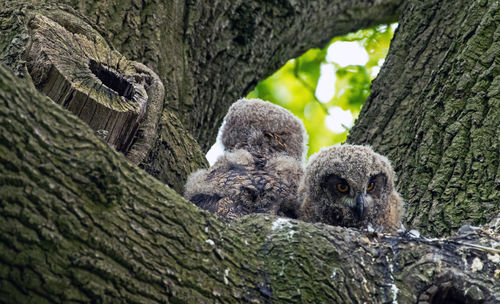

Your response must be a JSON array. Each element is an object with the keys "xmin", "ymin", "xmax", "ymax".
[{"xmin": 247, "ymin": 24, "xmax": 397, "ymax": 157}]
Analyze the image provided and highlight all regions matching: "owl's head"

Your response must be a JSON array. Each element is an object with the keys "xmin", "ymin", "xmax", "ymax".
[
  {"xmin": 220, "ymin": 98, "xmax": 307, "ymax": 161},
  {"xmin": 302, "ymin": 144, "xmax": 398, "ymax": 228}
]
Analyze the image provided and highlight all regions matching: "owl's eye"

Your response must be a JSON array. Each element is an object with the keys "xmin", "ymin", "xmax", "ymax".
[
  {"xmin": 336, "ymin": 183, "xmax": 349, "ymax": 193},
  {"xmin": 366, "ymin": 182, "xmax": 375, "ymax": 192}
]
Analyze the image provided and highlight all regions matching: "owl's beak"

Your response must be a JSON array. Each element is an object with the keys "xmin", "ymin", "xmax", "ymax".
[{"xmin": 351, "ymin": 193, "xmax": 365, "ymax": 219}]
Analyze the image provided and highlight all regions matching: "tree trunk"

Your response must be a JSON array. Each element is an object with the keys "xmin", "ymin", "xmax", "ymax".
[
  {"xmin": 348, "ymin": 0, "xmax": 500, "ymax": 236},
  {"xmin": 0, "ymin": 0, "xmax": 499, "ymax": 303}
]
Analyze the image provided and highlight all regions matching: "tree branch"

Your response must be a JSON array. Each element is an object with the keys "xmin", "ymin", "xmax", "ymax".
[{"xmin": 1, "ymin": 62, "xmax": 499, "ymax": 303}]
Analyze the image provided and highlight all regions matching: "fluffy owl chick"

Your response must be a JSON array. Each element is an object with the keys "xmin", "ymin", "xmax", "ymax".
[
  {"xmin": 221, "ymin": 98, "xmax": 307, "ymax": 161},
  {"xmin": 299, "ymin": 145, "xmax": 403, "ymax": 233},
  {"xmin": 184, "ymin": 98, "xmax": 307, "ymax": 221},
  {"xmin": 185, "ymin": 150, "xmax": 303, "ymax": 221}
]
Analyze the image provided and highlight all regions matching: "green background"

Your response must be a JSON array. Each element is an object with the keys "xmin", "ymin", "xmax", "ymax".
[{"xmin": 248, "ymin": 24, "xmax": 397, "ymax": 157}]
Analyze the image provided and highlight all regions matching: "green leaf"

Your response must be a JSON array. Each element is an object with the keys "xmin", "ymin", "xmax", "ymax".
[{"xmin": 248, "ymin": 23, "xmax": 396, "ymax": 158}]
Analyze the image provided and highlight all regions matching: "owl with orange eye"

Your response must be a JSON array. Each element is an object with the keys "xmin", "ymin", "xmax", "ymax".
[{"xmin": 298, "ymin": 144, "xmax": 404, "ymax": 233}]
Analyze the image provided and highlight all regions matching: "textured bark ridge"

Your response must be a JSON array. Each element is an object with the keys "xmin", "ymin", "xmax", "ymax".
[
  {"xmin": 348, "ymin": 0, "xmax": 500, "ymax": 236},
  {"xmin": 139, "ymin": 111, "xmax": 209, "ymax": 194},
  {"xmin": 1, "ymin": 63, "xmax": 500, "ymax": 303}
]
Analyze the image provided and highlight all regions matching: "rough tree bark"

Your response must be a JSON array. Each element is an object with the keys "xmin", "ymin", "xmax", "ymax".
[
  {"xmin": 1, "ymin": 1, "xmax": 208, "ymax": 194},
  {"xmin": 348, "ymin": 0, "xmax": 500, "ymax": 236},
  {"xmin": 0, "ymin": 0, "xmax": 499, "ymax": 303},
  {"xmin": 1, "ymin": 68, "xmax": 499, "ymax": 303}
]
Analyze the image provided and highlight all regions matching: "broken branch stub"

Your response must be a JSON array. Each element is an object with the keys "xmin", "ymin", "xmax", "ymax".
[{"xmin": 24, "ymin": 11, "xmax": 164, "ymax": 163}]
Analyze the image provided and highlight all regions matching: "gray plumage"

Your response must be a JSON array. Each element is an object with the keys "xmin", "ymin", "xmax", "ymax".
[
  {"xmin": 220, "ymin": 98, "xmax": 307, "ymax": 161},
  {"xmin": 184, "ymin": 98, "xmax": 307, "ymax": 221},
  {"xmin": 299, "ymin": 144, "xmax": 403, "ymax": 233}
]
